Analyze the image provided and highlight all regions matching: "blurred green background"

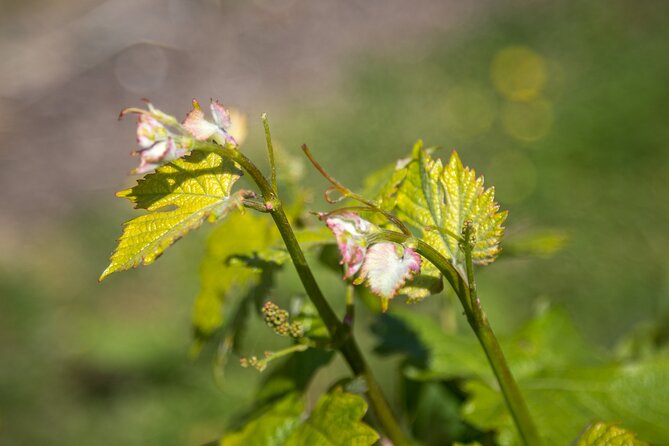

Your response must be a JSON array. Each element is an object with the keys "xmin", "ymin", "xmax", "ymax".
[{"xmin": 1, "ymin": 0, "xmax": 669, "ymax": 444}]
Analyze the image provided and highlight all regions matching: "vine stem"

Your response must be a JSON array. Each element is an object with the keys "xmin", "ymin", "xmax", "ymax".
[
  {"xmin": 199, "ymin": 141, "xmax": 411, "ymax": 446},
  {"xmin": 370, "ymin": 230, "xmax": 543, "ymax": 446}
]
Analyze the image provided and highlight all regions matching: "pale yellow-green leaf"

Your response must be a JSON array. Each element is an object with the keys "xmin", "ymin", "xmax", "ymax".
[
  {"xmin": 387, "ymin": 141, "xmax": 507, "ymax": 272},
  {"xmin": 398, "ymin": 264, "xmax": 443, "ymax": 303},
  {"xmin": 283, "ymin": 389, "xmax": 379, "ymax": 446},
  {"xmin": 219, "ymin": 390, "xmax": 378, "ymax": 446},
  {"xmin": 575, "ymin": 422, "xmax": 648, "ymax": 446},
  {"xmin": 100, "ymin": 151, "xmax": 243, "ymax": 280}
]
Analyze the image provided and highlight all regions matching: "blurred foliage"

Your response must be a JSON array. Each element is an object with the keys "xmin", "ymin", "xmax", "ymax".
[
  {"xmin": 277, "ymin": 0, "xmax": 669, "ymax": 342},
  {"xmin": 575, "ymin": 422, "xmax": 649, "ymax": 446},
  {"xmin": 2, "ymin": 0, "xmax": 669, "ymax": 444},
  {"xmin": 373, "ymin": 307, "xmax": 669, "ymax": 445}
]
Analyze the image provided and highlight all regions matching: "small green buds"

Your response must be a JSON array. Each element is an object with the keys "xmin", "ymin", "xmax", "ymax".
[
  {"xmin": 262, "ymin": 301, "xmax": 304, "ymax": 339},
  {"xmin": 239, "ymin": 354, "xmax": 271, "ymax": 372},
  {"xmin": 239, "ymin": 301, "xmax": 309, "ymax": 372},
  {"xmin": 460, "ymin": 219, "xmax": 477, "ymax": 252}
]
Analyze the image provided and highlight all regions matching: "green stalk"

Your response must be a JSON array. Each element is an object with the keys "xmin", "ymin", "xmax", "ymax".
[
  {"xmin": 460, "ymin": 223, "xmax": 542, "ymax": 446},
  {"xmin": 201, "ymin": 143, "xmax": 411, "ymax": 446},
  {"xmin": 262, "ymin": 114, "xmax": 278, "ymax": 192},
  {"xmin": 371, "ymin": 230, "xmax": 542, "ymax": 446}
]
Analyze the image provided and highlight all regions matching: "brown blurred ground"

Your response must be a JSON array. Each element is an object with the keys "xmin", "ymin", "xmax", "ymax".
[{"xmin": 0, "ymin": 0, "xmax": 497, "ymax": 223}]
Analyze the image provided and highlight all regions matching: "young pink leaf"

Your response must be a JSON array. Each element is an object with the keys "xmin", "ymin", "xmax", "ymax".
[
  {"xmin": 183, "ymin": 99, "xmax": 221, "ymax": 141},
  {"xmin": 183, "ymin": 99, "xmax": 238, "ymax": 145},
  {"xmin": 210, "ymin": 100, "xmax": 232, "ymax": 130},
  {"xmin": 136, "ymin": 114, "xmax": 168, "ymax": 149},
  {"xmin": 132, "ymin": 137, "xmax": 187, "ymax": 175},
  {"xmin": 121, "ymin": 101, "xmax": 190, "ymax": 174},
  {"xmin": 321, "ymin": 212, "xmax": 374, "ymax": 279},
  {"xmin": 356, "ymin": 243, "xmax": 421, "ymax": 302}
]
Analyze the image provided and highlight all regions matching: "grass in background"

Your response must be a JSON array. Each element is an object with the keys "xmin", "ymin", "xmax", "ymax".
[{"xmin": 277, "ymin": 0, "xmax": 669, "ymax": 342}]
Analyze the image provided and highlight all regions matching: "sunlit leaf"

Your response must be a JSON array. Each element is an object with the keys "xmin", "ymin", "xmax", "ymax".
[
  {"xmin": 381, "ymin": 141, "xmax": 507, "ymax": 273},
  {"xmin": 397, "ymin": 267, "xmax": 444, "ymax": 304},
  {"xmin": 219, "ymin": 389, "xmax": 378, "ymax": 446},
  {"xmin": 283, "ymin": 389, "xmax": 379, "ymax": 445},
  {"xmin": 100, "ymin": 151, "xmax": 245, "ymax": 280},
  {"xmin": 574, "ymin": 422, "xmax": 649, "ymax": 446}
]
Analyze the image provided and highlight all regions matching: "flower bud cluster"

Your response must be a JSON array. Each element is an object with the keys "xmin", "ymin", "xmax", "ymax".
[
  {"xmin": 262, "ymin": 301, "xmax": 304, "ymax": 339},
  {"xmin": 239, "ymin": 353, "xmax": 272, "ymax": 372},
  {"xmin": 459, "ymin": 219, "xmax": 477, "ymax": 252}
]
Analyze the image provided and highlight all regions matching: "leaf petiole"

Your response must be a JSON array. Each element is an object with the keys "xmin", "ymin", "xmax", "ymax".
[{"xmin": 302, "ymin": 144, "xmax": 412, "ymax": 236}]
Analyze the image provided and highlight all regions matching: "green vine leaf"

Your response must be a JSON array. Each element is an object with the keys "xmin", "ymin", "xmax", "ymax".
[
  {"xmin": 220, "ymin": 393, "xmax": 304, "ymax": 446},
  {"xmin": 100, "ymin": 151, "xmax": 246, "ymax": 281},
  {"xmin": 219, "ymin": 389, "xmax": 378, "ymax": 446},
  {"xmin": 462, "ymin": 358, "xmax": 669, "ymax": 445},
  {"xmin": 384, "ymin": 141, "xmax": 507, "ymax": 273},
  {"xmin": 574, "ymin": 422, "xmax": 649, "ymax": 446},
  {"xmin": 283, "ymin": 389, "xmax": 379, "ymax": 445},
  {"xmin": 374, "ymin": 309, "xmax": 669, "ymax": 445},
  {"xmin": 193, "ymin": 222, "xmax": 332, "ymax": 352},
  {"xmin": 374, "ymin": 308, "xmax": 598, "ymax": 385},
  {"xmin": 193, "ymin": 212, "xmax": 279, "ymax": 338}
]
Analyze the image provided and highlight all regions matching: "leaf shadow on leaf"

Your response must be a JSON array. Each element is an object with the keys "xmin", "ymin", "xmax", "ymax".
[
  {"xmin": 124, "ymin": 151, "xmax": 243, "ymax": 211},
  {"xmin": 371, "ymin": 313, "xmax": 429, "ymax": 368},
  {"xmin": 227, "ymin": 254, "xmax": 282, "ymax": 271}
]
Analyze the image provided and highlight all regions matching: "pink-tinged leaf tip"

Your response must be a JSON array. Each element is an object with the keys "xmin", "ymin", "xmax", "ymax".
[
  {"xmin": 210, "ymin": 100, "xmax": 232, "ymax": 130},
  {"xmin": 131, "ymin": 137, "xmax": 187, "ymax": 174},
  {"xmin": 183, "ymin": 100, "xmax": 220, "ymax": 141},
  {"xmin": 136, "ymin": 114, "xmax": 167, "ymax": 149},
  {"xmin": 321, "ymin": 212, "xmax": 374, "ymax": 279}
]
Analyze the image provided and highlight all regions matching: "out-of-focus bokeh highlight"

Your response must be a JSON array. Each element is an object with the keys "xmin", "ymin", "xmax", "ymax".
[{"xmin": 1, "ymin": 0, "xmax": 668, "ymax": 444}]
